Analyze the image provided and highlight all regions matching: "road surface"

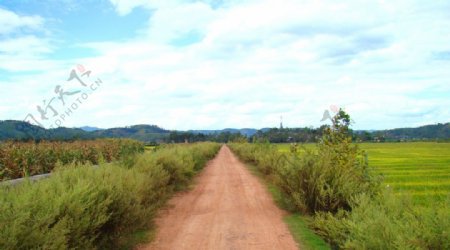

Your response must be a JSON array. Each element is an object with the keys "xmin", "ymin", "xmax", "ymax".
[{"xmin": 140, "ymin": 145, "xmax": 298, "ymax": 250}]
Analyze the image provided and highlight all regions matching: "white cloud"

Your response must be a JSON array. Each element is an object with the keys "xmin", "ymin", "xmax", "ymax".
[
  {"xmin": 145, "ymin": 2, "xmax": 215, "ymax": 43},
  {"xmin": 108, "ymin": 0, "xmax": 183, "ymax": 16},
  {"xmin": 0, "ymin": 36, "xmax": 52, "ymax": 55},
  {"xmin": 0, "ymin": 35, "xmax": 58, "ymax": 72},
  {"xmin": 0, "ymin": 8, "xmax": 56, "ymax": 72},
  {"xmin": 0, "ymin": 8, "xmax": 44, "ymax": 34},
  {"xmin": 1, "ymin": 0, "xmax": 449, "ymax": 130}
]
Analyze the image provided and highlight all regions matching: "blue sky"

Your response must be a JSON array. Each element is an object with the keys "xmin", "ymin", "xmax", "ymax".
[{"xmin": 0, "ymin": 0, "xmax": 449, "ymax": 130}]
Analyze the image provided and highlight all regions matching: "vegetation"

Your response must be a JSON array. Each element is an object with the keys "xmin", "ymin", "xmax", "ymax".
[
  {"xmin": 231, "ymin": 110, "xmax": 381, "ymax": 214},
  {"xmin": 360, "ymin": 142, "xmax": 450, "ymax": 204},
  {"xmin": 0, "ymin": 139, "xmax": 144, "ymax": 181},
  {"xmin": 168, "ymin": 130, "xmax": 247, "ymax": 143},
  {"xmin": 1, "ymin": 120, "xmax": 448, "ymax": 143},
  {"xmin": 230, "ymin": 110, "xmax": 449, "ymax": 249},
  {"xmin": 0, "ymin": 120, "xmax": 95, "ymax": 141},
  {"xmin": 252, "ymin": 122, "xmax": 449, "ymax": 143},
  {"xmin": 277, "ymin": 142, "xmax": 450, "ymax": 204},
  {"xmin": 278, "ymin": 110, "xmax": 381, "ymax": 214},
  {"xmin": 243, "ymin": 161, "xmax": 329, "ymax": 250},
  {"xmin": 0, "ymin": 121, "xmax": 169, "ymax": 142},
  {"xmin": 284, "ymin": 214, "xmax": 330, "ymax": 250},
  {"xmin": 313, "ymin": 191, "xmax": 449, "ymax": 249},
  {"xmin": 252, "ymin": 127, "xmax": 326, "ymax": 143},
  {"xmin": 91, "ymin": 124, "xmax": 169, "ymax": 142},
  {"xmin": 380, "ymin": 123, "xmax": 450, "ymax": 141},
  {"xmin": 0, "ymin": 142, "xmax": 220, "ymax": 249}
]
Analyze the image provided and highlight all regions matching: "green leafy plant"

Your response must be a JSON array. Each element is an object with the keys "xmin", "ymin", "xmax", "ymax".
[
  {"xmin": 0, "ymin": 142, "xmax": 220, "ymax": 249},
  {"xmin": 0, "ymin": 139, "xmax": 144, "ymax": 180}
]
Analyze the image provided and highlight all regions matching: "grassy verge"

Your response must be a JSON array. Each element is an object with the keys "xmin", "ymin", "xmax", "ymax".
[
  {"xmin": 284, "ymin": 215, "xmax": 329, "ymax": 250},
  {"xmin": 118, "ymin": 229, "xmax": 155, "ymax": 250},
  {"xmin": 246, "ymin": 163, "xmax": 330, "ymax": 250}
]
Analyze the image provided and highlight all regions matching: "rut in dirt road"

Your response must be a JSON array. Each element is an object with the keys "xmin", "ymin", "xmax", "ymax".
[{"xmin": 140, "ymin": 145, "xmax": 299, "ymax": 250}]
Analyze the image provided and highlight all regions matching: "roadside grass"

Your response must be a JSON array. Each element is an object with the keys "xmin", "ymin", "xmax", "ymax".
[
  {"xmin": 118, "ymin": 229, "xmax": 155, "ymax": 250},
  {"xmin": 245, "ymin": 164, "xmax": 330, "ymax": 250},
  {"xmin": 144, "ymin": 145, "xmax": 156, "ymax": 151},
  {"xmin": 284, "ymin": 215, "xmax": 330, "ymax": 250}
]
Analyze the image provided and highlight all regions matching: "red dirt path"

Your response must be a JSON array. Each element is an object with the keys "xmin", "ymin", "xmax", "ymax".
[{"xmin": 139, "ymin": 145, "xmax": 298, "ymax": 250}]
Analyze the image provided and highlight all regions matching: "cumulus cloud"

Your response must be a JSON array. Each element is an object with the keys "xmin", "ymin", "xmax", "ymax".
[
  {"xmin": 0, "ymin": 8, "xmax": 56, "ymax": 72},
  {"xmin": 68, "ymin": 0, "xmax": 450, "ymax": 129},
  {"xmin": 0, "ymin": 0, "xmax": 449, "ymax": 129},
  {"xmin": 0, "ymin": 8, "xmax": 44, "ymax": 34}
]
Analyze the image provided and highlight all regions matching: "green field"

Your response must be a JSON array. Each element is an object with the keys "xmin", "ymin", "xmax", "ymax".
[{"xmin": 278, "ymin": 142, "xmax": 450, "ymax": 204}]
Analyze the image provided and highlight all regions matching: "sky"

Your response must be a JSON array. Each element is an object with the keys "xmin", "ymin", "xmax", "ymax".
[{"xmin": 0, "ymin": 0, "xmax": 449, "ymax": 130}]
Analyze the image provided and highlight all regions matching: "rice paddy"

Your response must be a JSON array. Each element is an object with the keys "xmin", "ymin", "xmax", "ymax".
[{"xmin": 278, "ymin": 142, "xmax": 450, "ymax": 204}]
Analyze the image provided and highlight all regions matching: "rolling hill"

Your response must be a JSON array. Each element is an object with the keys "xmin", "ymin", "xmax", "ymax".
[{"xmin": 0, "ymin": 120, "xmax": 448, "ymax": 142}]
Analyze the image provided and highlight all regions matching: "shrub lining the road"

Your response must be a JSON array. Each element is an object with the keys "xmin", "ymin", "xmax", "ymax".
[
  {"xmin": 230, "ymin": 110, "xmax": 449, "ymax": 249},
  {"xmin": 232, "ymin": 110, "xmax": 381, "ymax": 214},
  {"xmin": 313, "ymin": 191, "xmax": 449, "ymax": 249},
  {"xmin": 0, "ymin": 142, "xmax": 220, "ymax": 249}
]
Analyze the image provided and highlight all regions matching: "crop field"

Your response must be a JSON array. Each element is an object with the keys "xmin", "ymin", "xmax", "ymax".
[
  {"xmin": 278, "ymin": 142, "xmax": 450, "ymax": 204},
  {"xmin": 0, "ymin": 139, "xmax": 144, "ymax": 181}
]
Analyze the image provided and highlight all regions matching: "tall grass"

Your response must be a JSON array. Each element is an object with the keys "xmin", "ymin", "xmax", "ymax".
[
  {"xmin": 313, "ymin": 191, "xmax": 450, "ymax": 249},
  {"xmin": 0, "ymin": 142, "xmax": 220, "ymax": 249},
  {"xmin": 232, "ymin": 110, "xmax": 381, "ymax": 214},
  {"xmin": 230, "ymin": 110, "xmax": 449, "ymax": 249}
]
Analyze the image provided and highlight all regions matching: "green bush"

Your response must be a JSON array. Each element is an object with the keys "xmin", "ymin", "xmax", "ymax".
[
  {"xmin": 231, "ymin": 111, "xmax": 381, "ymax": 214},
  {"xmin": 0, "ymin": 142, "xmax": 220, "ymax": 249},
  {"xmin": 275, "ymin": 143, "xmax": 381, "ymax": 214},
  {"xmin": 230, "ymin": 110, "xmax": 449, "ymax": 249},
  {"xmin": 230, "ymin": 142, "xmax": 284, "ymax": 176},
  {"xmin": 313, "ymin": 191, "xmax": 450, "ymax": 249},
  {"xmin": 230, "ymin": 140, "xmax": 450, "ymax": 249}
]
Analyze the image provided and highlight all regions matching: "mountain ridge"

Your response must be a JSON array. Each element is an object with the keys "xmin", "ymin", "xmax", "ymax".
[{"xmin": 0, "ymin": 120, "xmax": 448, "ymax": 142}]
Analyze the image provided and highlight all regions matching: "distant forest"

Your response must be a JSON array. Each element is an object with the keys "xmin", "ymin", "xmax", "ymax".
[{"xmin": 0, "ymin": 120, "xmax": 448, "ymax": 144}]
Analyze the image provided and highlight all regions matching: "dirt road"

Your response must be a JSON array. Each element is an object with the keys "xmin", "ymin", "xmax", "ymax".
[{"xmin": 141, "ymin": 145, "xmax": 298, "ymax": 250}]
